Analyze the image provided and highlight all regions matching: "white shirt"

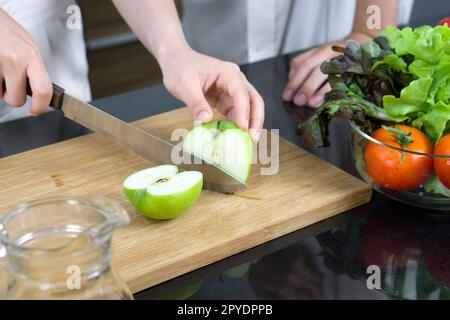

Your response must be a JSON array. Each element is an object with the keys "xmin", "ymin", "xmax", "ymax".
[
  {"xmin": 182, "ymin": 0, "xmax": 414, "ymax": 64},
  {"xmin": 0, "ymin": 0, "xmax": 91, "ymax": 123}
]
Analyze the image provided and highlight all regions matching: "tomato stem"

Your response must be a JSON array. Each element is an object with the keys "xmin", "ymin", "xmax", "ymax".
[
  {"xmin": 382, "ymin": 125, "xmax": 414, "ymax": 149},
  {"xmin": 382, "ymin": 125, "xmax": 414, "ymax": 164}
]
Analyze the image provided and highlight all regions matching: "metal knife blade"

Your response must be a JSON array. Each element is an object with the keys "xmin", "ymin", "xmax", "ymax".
[{"xmin": 31, "ymin": 84, "xmax": 247, "ymax": 193}]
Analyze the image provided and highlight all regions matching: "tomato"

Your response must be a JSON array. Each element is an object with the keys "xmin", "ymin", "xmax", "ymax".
[
  {"xmin": 433, "ymin": 134, "xmax": 450, "ymax": 188},
  {"xmin": 439, "ymin": 17, "xmax": 450, "ymax": 26},
  {"xmin": 364, "ymin": 125, "xmax": 433, "ymax": 191}
]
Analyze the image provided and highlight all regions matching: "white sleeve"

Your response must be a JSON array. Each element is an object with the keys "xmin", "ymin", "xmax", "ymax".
[{"xmin": 397, "ymin": 0, "xmax": 415, "ymax": 25}]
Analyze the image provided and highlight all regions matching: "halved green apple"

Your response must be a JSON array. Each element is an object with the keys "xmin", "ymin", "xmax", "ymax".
[
  {"xmin": 182, "ymin": 121, "xmax": 253, "ymax": 182},
  {"xmin": 123, "ymin": 165, "xmax": 203, "ymax": 220}
]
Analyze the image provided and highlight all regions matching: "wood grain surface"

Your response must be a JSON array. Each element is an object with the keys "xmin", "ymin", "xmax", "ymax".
[{"xmin": 0, "ymin": 108, "xmax": 372, "ymax": 293}]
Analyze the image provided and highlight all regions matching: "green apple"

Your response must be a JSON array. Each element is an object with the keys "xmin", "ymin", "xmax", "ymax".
[
  {"xmin": 182, "ymin": 121, "xmax": 253, "ymax": 182},
  {"xmin": 123, "ymin": 165, "xmax": 203, "ymax": 220}
]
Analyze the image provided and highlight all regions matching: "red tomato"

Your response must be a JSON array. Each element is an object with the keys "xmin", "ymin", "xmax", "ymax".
[
  {"xmin": 439, "ymin": 17, "xmax": 450, "ymax": 26},
  {"xmin": 433, "ymin": 134, "xmax": 450, "ymax": 188},
  {"xmin": 364, "ymin": 125, "xmax": 433, "ymax": 191}
]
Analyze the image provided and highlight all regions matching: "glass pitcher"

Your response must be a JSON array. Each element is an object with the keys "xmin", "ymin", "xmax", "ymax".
[{"xmin": 0, "ymin": 196, "xmax": 133, "ymax": 300}]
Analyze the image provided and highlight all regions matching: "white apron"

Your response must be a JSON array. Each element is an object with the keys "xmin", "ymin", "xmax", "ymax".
[
  {"xmin": 182, "ymin": 0, "xmax": 415, "ymax": 64},
  {"xmin": 0, "ymin": 0, "xmax": 91, "ymax": 123}
]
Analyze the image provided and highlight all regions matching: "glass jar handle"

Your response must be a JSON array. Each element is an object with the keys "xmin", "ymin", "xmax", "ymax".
[
  {"xmin": 0, "ymin": 223, "xmax": 7, "ymax": 298},
  {"xmin": 89, "ymin": 195, "xmax": 130, "ymax": 228},
  {"xmin": 0, "ymin": 223, "xmax": 6, "ymax": 258}
]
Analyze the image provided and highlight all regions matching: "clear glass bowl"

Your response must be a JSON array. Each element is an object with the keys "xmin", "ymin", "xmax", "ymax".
[{"xmin": 349, "ymin": 121, "xmax": 450, "ymax": 211}]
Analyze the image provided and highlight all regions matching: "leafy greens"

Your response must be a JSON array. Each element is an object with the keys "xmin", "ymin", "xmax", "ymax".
[{"xmin": 298, "ymin": 24, "xmax": 450, "ymax": 147}]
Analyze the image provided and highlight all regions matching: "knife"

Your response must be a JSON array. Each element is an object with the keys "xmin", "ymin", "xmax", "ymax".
[{"xmin": 28, "ymin": 83, "xmax": 247, "ymax": 193}]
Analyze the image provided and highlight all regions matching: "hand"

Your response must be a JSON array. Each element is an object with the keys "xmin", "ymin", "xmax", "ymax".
[
  {"xmin": 158, "ymin": 47, "xmax": 264, "ymax": 142},
  {"xmin": 283, "ymin": 32, "xmax": 372, "ymax": 108},
  {"xmin": 0, "ymin": 9, "xmax": 52, "ymax": 115}
]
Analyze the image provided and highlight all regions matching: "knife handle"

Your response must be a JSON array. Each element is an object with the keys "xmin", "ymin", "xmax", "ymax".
[{"xmin": 26, "ymin": 82, "xmax": 66, "ymax": 110}]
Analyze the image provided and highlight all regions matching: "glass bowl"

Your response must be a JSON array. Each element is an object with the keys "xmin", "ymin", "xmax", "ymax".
[{"xmin": 348, "ymin": 121, "xmax": 450, "ymax": 211}]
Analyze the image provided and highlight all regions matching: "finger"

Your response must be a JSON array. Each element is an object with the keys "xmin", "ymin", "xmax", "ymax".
[
  {"xmin": 177, "ymin": 79, "xmax": 214, "ymax": 124},
  {"xmin": 222, "ymin": 75, "xmax": 251, "ymax": 130},
  {"xmin": 293, "ymin": 67, "xmax": 328, "ymax": 107},
  {"xmin": 284, "ymin": 46, "xmax": 334, "ymax": 102},
  {"xmin": 289, "ymin": 48, "xmax": 318, "ymax": 72},
  {"xmin": 285, "ymin": 50, "xmax": 318, "ymax": 101},
  {"xmin": 3, "ymin": 66, "xmax": 27, "ymax": 108},
  {"xmin": 27, "ymin": 58, "xmax": 52, "ymax": 115},
  {"xmin": 309, "ymin": 83, "xmax": 332, "ymax": 108},
  {"xmin": 283, "ymin": 62, "xmax": 314, "ymax": 103},
  {"xmin": 214, "ymin": 92, "xmax": 234, "ymax": 116},
  {"xmin": 0, "ymin": 76, "xmax": 4, "ymax": 98},
  {"xmin": 248, "ymin": 83, "xmax": 265, "ymax": 142},
  {"xmin": 205, "ymin": 86, "xmax": 221, "ymax": 109}
]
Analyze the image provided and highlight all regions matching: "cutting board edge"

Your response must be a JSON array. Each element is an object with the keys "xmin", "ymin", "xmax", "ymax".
[
  {"xmin": 0, "ymin": 107, "xmax": 376, "ymax": 295},
  {"xmin": 277, "ymin": 134, "xmax": 371, "ymax": 189},
  {"xmin": 124, "ymin": 184, "xmax": 372, "ymax": 293}
]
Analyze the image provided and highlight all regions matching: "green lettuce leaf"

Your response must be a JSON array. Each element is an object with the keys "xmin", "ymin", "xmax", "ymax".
[
  {"xmin": 382, "ymin": 25, "xmax": 450, "ymax": 64},
  {"xmin": 412, "ymin": 101, "xmax": 450, "ymax": 143},
  {"xmin": 380, "ymin": 26, "xmax": 403, "ymax": 47},
  {"xmin": 428, "ymin": 55, "xmax": 450, "ymax": 100},
  {"xmin": 436, "ymin": 79, "xmax": 450, "ymax": 103},
  {"xmin": 383, "ymin": 78, "xmax": 433, "ymax": 121},
  {"xmin": 409, "ymin": 59, "xmax": 434, "ymax": 78},
  {"xmin": 372, "ymin": 53, "xmax": 408, "ymax": 73},
  {"xmin": 424, "ymin": 173, "xmax": 450, "ymax": 197}
]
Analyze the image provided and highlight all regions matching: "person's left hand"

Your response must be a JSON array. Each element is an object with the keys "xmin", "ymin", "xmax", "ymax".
[
  {"xmin": 282, "ymin": 32, "xmax": 372, "ymax": 108},
  {"xmin": 158, "ymin": 46, "xmax": 265, "ymax": 142}
]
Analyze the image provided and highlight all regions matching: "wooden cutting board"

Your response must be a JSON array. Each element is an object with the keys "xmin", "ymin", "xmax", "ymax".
[{"xmin": 0, "ymin": 107, "xmax": 371, "ymax": 293}]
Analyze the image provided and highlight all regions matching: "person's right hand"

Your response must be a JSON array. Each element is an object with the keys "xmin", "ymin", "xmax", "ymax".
[{"xmin": 0, "ymin": 9, "xmax": 52, "ymax": 115}]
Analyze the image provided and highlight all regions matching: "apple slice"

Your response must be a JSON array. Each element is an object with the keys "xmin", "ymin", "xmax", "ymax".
[
  {"xmin": 182, "ymin": 121, "xmax": 253, "ymax": 183},
  {"xmin": 123, "ymin": 165, "xmax": 203, "ymax": 220}
]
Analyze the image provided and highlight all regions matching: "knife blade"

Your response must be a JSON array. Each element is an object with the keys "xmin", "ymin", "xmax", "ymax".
[{"xmin": 29, "ymin": 83, "xmax": 247, "ymax": 193}]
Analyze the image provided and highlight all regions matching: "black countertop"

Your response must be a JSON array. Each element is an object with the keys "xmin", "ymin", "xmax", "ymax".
[{"xmin": 1, "ymin": 53, "xmax": 449, "ymax": 300}]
